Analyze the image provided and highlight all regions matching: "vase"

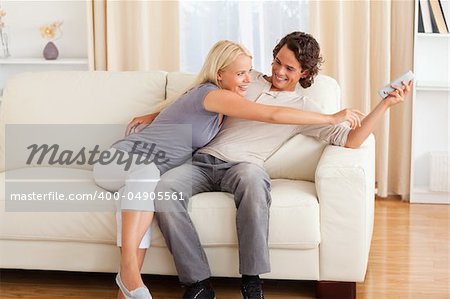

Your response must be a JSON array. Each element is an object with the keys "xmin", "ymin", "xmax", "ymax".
[
  {"xmin": 43, "ymin": 41, "xmax": 59, "ymax": 60},
  {"xmin": 0, "ymin": 30, "xmax": 10, "ymax": 58}
]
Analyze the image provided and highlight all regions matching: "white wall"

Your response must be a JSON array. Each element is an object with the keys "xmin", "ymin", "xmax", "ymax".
[{"xmin": 1, "ymin": 0, "xmax": 87, "ymax": 58}]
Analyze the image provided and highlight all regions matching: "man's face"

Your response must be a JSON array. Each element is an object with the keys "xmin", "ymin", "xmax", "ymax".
[{"xmin": 271, "ymin": 44, "xmax": 306, "ymax": 92}]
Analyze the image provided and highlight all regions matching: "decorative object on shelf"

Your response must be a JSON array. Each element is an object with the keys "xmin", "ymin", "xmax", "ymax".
[
  {"xmin": 0, "ymin": 6, "xmax": 10, "ymax": 58},
  {"xmin": 40, "ymin": 21, "xmax": 63, "ymax": 60}
]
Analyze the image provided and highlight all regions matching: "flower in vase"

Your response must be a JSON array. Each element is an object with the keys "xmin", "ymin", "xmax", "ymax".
[
  {"xmin": 40, "ymin": 21, "xmax": 63, "ymax": 40},
  {"xmin": 40, "ymin": 21, "xmax": 63, "ymax": 60}
]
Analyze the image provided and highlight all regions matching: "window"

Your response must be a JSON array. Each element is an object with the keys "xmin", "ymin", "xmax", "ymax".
[{"xmin": 179, "ymin": 1, "xmax": 309, "ymax": 74}]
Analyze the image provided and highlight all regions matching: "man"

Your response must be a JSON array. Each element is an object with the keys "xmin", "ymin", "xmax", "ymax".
[{"xmin": 145, "ymin": 32, "xmax": 410, "ymax": 299}]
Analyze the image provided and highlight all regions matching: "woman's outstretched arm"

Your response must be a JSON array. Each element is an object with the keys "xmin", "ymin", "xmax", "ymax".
[{"xmin": 203, "ymin": 89, "xmax": 365, "ymax": 129}]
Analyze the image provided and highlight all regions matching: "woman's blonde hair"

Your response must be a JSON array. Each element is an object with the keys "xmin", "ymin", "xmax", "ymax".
[
  {"xmin": 191, "ymin": 40, "xmax": 252, "ymax": 87},
  {"xmin": 153, "ymin": 40, "xmax": 252, "ymax": 112}
]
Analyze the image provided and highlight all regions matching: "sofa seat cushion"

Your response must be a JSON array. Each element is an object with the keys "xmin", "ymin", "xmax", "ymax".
[
  {"xmin": 0, "ymin": 168, "xmax": 118, "ymax": 244},
  {"xmin": 0, "ymin": 168, "xmax": 320, "ymax": 250},
  {"xmin": 183, "ymin": 179, "xmax": 320, "ymax": 250}
]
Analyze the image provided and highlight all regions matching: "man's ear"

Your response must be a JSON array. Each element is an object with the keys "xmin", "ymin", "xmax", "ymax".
[{"xmin": 300, "ymin": 70, "xmax": 309, "ymax": 79}]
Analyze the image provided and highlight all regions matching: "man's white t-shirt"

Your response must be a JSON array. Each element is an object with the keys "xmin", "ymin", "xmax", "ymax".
[{"xmin": 198, "ymin": 71, "xmax": 350, "ymax": 166}]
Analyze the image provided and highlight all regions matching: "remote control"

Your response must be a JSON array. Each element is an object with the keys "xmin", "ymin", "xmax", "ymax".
[{"xmin": 378, "ymin": 70, "xmax": 414, "ymax": 99}]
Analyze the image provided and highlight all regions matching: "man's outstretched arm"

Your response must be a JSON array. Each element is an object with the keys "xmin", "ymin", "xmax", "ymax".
[{"xmin": 345, "ymin": 81, "xmax": 412, "ymax": 148}]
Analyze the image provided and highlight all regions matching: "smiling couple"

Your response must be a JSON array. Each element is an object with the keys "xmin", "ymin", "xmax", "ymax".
[{"xmin": 93, "ymin": 31, "xmax": 411, "ymax": 299}]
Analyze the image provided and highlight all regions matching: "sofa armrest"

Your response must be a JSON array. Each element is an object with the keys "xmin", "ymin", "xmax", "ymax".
[{"xmin": 315, "ymin": 134, "xmax": 375, "ymax": 282}]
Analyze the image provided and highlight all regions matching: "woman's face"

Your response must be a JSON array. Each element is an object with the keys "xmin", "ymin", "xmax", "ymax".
[{"xmin": 217, "ymin": 54, "xmax": 252, "ymax": 96}]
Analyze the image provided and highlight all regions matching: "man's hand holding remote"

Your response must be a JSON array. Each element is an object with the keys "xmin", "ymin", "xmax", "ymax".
[{"xmin": 383, "ymin": 80, "xmax": 413, "ymax": 108}]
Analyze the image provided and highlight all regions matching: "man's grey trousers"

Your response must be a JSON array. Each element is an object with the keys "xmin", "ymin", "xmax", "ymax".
[{"xmin": 155, "ymin": 153, "xmax": 272, "ymax": 284}]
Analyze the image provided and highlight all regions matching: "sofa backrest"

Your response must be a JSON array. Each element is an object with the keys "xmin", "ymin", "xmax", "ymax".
[
  {"xmin": 0, "ymin": 71, "xmax": 168, "ymax": 171},
  {"xmin": 2, "ymin": 71, "xmax": 167, "ymax": 124},
  {"xmin": 0, "ymin": 71, "xmax": 341, "ymax": 182}
]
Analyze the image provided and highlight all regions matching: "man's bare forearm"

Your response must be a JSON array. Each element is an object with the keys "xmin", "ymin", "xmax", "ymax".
[{"xmin": 345, "ymin": 80, "xmax": 412, "ymax": 148}]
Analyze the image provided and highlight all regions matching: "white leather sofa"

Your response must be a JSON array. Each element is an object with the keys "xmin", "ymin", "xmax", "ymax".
[{"xmin": 0, "ymin": 71, "xmax": 375, "ymax": 298}]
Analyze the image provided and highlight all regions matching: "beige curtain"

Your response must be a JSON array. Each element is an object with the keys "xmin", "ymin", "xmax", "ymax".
[
  {"xmin": 310, "ymin": 1, "xmax": 414, "ymax": 199},
  {"xmin": 86, "ymin": 0, "xmax": 179, "ymax": 71},
  {"xmin": 85, "ymin": 0, "xmax": 414, "ymax": 198}
]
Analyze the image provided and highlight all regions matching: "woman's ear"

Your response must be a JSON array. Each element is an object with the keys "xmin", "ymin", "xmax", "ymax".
[{"xmin": 217, "ymin": 71, "xmax": 223, "ymax": 82}]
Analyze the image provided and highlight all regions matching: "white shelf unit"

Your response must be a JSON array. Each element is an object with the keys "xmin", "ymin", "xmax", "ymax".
[
  {"xmin": 0, "ymin": 58, "xmax": 88, "ymax": 65},
  {"xmin": 410, "ymin": 1, "xmax": 450, "ymax": 204},
  {"xmin": 0, "ymin": 58, "xmax": 89, "ymax": 95},
  {"xmin": 415, "ymin": 81, "xmax": 450, "ymax": 91}
]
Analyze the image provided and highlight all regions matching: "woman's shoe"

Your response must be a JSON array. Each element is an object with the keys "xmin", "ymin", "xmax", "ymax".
[{"xmin": 116, "ymin": 272, "xmax": 152, "ymax": 299}]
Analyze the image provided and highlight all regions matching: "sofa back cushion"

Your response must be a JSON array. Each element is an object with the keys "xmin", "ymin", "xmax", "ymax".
[
  {"xmin": 265, "ymin": 75, "xmax": 341, "ymax": 182},
  {"xmin": 2, "ymin": 71, "xmax": 167, "ymax": 124},
  {"xmin": 0, "ymin": 71, "xmax": 167, "ymax": 171},
  {"xmin": 166, "ymin": 72, "xmax": 197, "ymax": 100}
]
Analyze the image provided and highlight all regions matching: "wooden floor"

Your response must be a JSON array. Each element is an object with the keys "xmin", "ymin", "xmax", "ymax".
[{"xmin": 0, "ymin": 197, "xmax": 449, "ymax": 299}]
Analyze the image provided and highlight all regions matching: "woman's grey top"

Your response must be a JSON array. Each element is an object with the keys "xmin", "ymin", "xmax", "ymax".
[{"xmin": 113, "ymin": 83, "xmax": 220, "ymax": 173}]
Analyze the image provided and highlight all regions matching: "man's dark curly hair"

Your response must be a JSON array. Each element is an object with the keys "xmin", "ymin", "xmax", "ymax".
[{"xmin": 272, "ymin": 32, "xmax": 323, "ymax": 88}]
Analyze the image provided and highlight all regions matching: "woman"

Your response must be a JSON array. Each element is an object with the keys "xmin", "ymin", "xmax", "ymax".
[{"xmin": 94, "ymin": 40, "xmax": 363, "ymax": 299}]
